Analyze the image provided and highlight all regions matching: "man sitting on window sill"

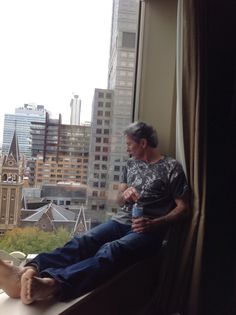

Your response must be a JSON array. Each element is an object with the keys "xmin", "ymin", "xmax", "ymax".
[{"xmin": 0, "ymin": 121, "xmax": 189, "ymax": 305}]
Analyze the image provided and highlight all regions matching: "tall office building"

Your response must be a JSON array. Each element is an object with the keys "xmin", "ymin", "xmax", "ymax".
[
  {"xmin": 70, "ymin": 94, "xmax": 81, "ymax": 125},
  {"xmin": 107, "ymin": 0, "xmax": 140, "ymax": 210},
  {"xmin": 87, "ymin": 0, "xmax": 139, "ymax": 215},
  {"xmin": 2, "ymin": 104, "xmax": 46, "ymax": 159},
  {"xmin": 87, "ymin": 89, "xmax": 113, "ymax": 215}
]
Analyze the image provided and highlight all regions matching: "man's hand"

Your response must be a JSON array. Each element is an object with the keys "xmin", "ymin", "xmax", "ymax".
[
  {"xmin": 132, "ymin": 216, "xmax": 166, "ymax": 233},
  {"xmin": 132, "ymin": 217, "xmax": 153, "ymax": 233},
  {"xmin": 122, "ymin": 186, "xmax": 140, "ymax": 203}
]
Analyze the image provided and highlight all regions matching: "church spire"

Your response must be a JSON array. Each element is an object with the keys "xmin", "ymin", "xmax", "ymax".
[{"xmin": 7, "ymin": 130, "xmax": 20, "ymax": 163}]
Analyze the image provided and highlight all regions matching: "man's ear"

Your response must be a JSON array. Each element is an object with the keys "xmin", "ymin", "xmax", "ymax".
[{"xmin": 140, "ymin": 138, "xmax": 148, "ymax": 148}]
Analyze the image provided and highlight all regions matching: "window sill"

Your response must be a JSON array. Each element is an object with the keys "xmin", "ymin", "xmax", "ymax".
[
  {"xmin": 0, "ymin": 290, "xmax": 90, "ymax": 315},
  {"xmin": 0, "ymin": 253, "xmax": 162, "ymax": 315}
]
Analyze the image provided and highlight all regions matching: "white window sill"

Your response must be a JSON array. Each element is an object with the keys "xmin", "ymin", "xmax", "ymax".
[{"xmin": 0, "ymin": 290, "xmax": 90, "ymax": 315}]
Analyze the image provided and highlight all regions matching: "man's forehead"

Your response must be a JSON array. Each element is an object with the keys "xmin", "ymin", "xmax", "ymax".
[{"xmin": 125, "ymin": 135, "xmax": 133, "ymax": 142}]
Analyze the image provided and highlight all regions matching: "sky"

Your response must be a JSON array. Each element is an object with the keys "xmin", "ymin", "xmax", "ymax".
[{"xmin": 0, "ymin": 0, "xmax": 113, "ymax": 144}]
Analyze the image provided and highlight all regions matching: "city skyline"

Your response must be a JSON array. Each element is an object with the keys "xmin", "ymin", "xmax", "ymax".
[{"xmin": 0, "ymin": 0, "xmax": 112, "ymax": 145}]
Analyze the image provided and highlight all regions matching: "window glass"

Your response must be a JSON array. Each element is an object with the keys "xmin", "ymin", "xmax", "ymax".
[{"xmin": 0, "ymin": 0, "xmax": 139, "ymax": 251}]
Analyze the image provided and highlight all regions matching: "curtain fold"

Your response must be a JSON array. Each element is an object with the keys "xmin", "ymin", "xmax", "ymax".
[
  {"xmin": 177, "ymin": 0, "xmax": 206, "ymax": 313},
  {"xmin": 139, "ymin": 0, "xmax": 206, "ymax": 314}
]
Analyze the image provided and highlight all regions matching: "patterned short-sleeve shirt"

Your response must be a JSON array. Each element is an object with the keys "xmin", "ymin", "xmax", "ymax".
[{"xmin": 112, "ymin": 156, "xmax": 188, "ymax": 225}]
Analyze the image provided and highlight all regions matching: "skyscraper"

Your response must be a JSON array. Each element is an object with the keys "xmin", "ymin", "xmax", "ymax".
[
  {"xmin": 2, "ymin": 104, "xmax": 46, "ymax": 159},
  {"xmin": 87, "ymin": 88, "xmax": 113, "ymax": 216},
  {"xmin": 107, "ymin": 0, "xmax": 140, "ymax": 210},
  {"xmin": 87, "ymin": 0, "xmax": 139, "ymax": 214},
  {"xmin": 70, "ymin": 94, "xmax": 81, "ymax": 125}
]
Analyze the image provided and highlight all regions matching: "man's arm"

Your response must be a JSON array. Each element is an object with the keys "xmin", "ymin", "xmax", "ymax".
[
  {"xmin": 158, "ymin": 195, "xmax": 189, "ymax": 224},
  {"xmin": 132, "ymin": 193, "xmax": 189, "ymax": 233},
  {"xmin": 117, "ymin": 183, "xmax": 140, "ymax": 206},
  {"xmin": 117, "ymin": 183, "xmax": 128, "ymax": 206}
]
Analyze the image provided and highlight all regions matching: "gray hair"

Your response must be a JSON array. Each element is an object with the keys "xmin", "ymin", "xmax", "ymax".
[{"xmin": 124, "ymin": 121, "xmax": 159, "ymax": 148}]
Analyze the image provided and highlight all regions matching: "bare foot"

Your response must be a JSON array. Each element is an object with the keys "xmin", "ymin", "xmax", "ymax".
[
  {"xmin": 0, "ymin": 259, "xmax": 25, "ymax": 298},
  {"xmin": 21, "ymin": 269, "xmax": 59, "ymax": 305}
]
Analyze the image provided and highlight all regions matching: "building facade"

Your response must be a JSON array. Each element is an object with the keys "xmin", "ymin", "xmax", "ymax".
[
  {"xmin": 87, "ymin": 89, "xmax": 113, "ymax": 217},
  {"xmin": 87, "ymin": 0, "xmax": 139, "ymax": 216},
  {"xmin": 106, "ymin": 0, "xmax": 139, "ymax": 211},
  {"xmin": 29, "ymin": 112, "xmax": 90, "ymax": 187},
  {"xmin": 2, "ymin": 104, "xmax": 46, "ymax": 159}
]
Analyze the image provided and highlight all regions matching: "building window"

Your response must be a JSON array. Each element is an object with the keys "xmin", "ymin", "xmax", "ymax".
[
  {"xmin": 105, "ymin": 102, "xmax": 111, "ymax": 108},
  {"xmin": 98, "ymin": 92, "xmax": 104, "ymax": 98},
  {"xmin": 95, "ymin": 146, "xmax": 101, "ymax": 152},
  {"xmin": 102, "ymin": 156, "xmax": 108, "ymax": 161},
  {"xmin": 106, "ymin": 93, "xmax": 112, "ymax": 99},
  {"xmin": 114, "ymin": 175, "xmax": 120, "ymax": 181},
  {"xmin": 98, "ymin": 102, "xmax": 103, "ymax": 107},
  {"xmin": 96, "ymin": 137, "xmax": 101, "ymax": 143},
  {"xmin": 92, "ymin": 191, "xmax": 98, "ymax": 197},
  {"xmin": 105, "ymin": 111, "xmax": 110, "ymax": 117},
  {"xmin": 100, "ymin": 191, "xmax": 106, "ymax": 198},
  {"xmin": 103, "ymin": 138, "xmax": 109, "ymax": 143},
  {"xmin": 97, "ymin": 119, "xmax": 102, "ymax": 125},
  {"xmin": 93, "ymin": 182, "xmax": 99, "ymax": 187},
  {"xmin": 100, "ymin": 182, "xmax": 106, "ymax": 188},
  {"xmin": 114, "ymin": 165, "xmax": 120, "ymax": 172},
  {"xmin": 104, "ymin": 129, "xmax": 109, "ymax": 134},
  {"xmin": 95, "ymin": 155, "xmax": 100, "ymax": 160},
  {"xmin": 103, "ymin": 147, "xmax": 108, "ymax": 153},
  {"xmin": 96, "ymin": 128, "xmax": 102, "ymax": 134},
  {"xmin": 101, "ymin": 173, "xmax": 106, "ymax": 179},
  {"xmin": 97, "ymin": 110, "xmax": 103, "ymax": 116},
  {"xmin": 122, "ymin": 32, "xmax": 136, "ymax": 48}
]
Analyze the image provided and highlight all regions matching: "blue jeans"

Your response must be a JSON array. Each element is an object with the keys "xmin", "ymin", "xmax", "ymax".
[{"xmin": 27, "ymin": 220, "xmax": 165, "ymax": 300}]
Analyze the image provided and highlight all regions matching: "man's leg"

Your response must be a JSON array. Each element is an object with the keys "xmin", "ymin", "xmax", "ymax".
[
  {"xmin": 25, "ymin": 220, "xmax": 124, "ymax": 272},
  {"xmin": 28, "ymin": 228, "xmax": 164, "ymax": 301},
  {"xmin": 21, "ymin": 220, "xmax": 130, "ymax": 304}
]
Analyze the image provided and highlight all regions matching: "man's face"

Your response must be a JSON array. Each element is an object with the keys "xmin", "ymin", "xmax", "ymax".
[{"xmin": 125, "ymin": 135, "xmax": 145, "ymax": 159}]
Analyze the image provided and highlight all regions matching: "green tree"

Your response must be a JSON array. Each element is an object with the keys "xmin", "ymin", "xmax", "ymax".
[{"xmin": 0, "ymin": 227, "xmax": 71, "ymax": 255}]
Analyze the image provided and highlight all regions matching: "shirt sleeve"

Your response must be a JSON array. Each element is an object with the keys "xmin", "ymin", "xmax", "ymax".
[{"xmin": 169, "ymin": 162, "xmax": 189, "ymax": 198}]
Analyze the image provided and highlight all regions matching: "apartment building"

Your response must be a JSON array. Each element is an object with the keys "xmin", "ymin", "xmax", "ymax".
[{"xmin": 29, "ymin": 112, "xmax": 90, "ymax": 187}]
